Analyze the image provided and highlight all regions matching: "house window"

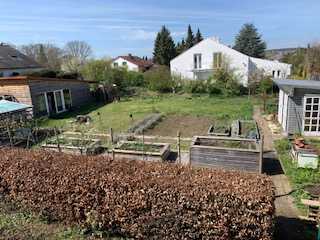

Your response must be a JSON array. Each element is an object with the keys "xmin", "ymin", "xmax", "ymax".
[
  {"xmin": 213, "ymin": 52, "xmax": 222, "ymax": 69},
  {"xmin": 277, "ymin": 70, "xmax": 281, "ymax": 78},
  {"xmin": 122, "ymin": 62, "xmax": 127, "ymax": 67},
  {"xmin": 272, "ymin": 71, "xmax": 276, "ymax": 78},
  {"xmin": 303, "ymin": 96, "xmax": 320, "ymax": 135},
  {"xmin": 194, "ymin": 54, "xmax": 202, "ymax": 69},
  {"xmin": 113, "ymin": 62, "xmax": 119, "ymax": 67},
  {"xmin": 0, "ymin": 72, "xmax": 3, "ymax": 77}
]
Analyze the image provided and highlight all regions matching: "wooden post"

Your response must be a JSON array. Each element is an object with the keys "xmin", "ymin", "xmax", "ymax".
[
  {"xmin": 177, "ymin": 131, "xmax": 181, "ymax": 164},
  {"xmin": 55, "ymin": 127, "xmax": 61, "ymax": 153},
  {"xmin": 112, "ymin": 149, "xmax": 115, "ymax": 161},
  {"xmin": 259, "ymin": 135, "xmax": 264, "ymax": 174},
  {"xmin": 110, "ymin": 128, "xmax": 114, "ymax": 144}
]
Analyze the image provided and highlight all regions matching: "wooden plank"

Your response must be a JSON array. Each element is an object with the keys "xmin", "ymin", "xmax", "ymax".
[{"xmin": 301, "ymin": 199, "xmax": 320, "ymax": 207}]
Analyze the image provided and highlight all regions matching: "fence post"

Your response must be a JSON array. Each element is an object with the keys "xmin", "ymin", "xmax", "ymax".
[
  {"xmin": 112, "ymin": 149, "xmax": 115, "ymax": 161},
  {"xmin": 54, "ymin": 127, "xmax": 61, "ymax": 153},
  {"xmin": 259, "ymin": 135, "xmax": 264, "ymax": 174},
  {"xmin": 177, "ymin": 131, "xmax": 181, "ymax": 164},
  {"xmin": 110, "ymin": 128, "xmax": 114, "ymax": 144}
]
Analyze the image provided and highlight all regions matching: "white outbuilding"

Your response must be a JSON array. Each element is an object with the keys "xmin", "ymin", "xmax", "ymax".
[{"xmin": 170, "ymin": 37, "xmax": 292, "ymax": 86}]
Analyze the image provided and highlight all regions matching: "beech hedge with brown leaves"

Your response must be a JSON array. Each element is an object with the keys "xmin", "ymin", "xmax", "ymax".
[{"xmin": 0, "ymin": 148, "xmax": 274, "ymax": 239}]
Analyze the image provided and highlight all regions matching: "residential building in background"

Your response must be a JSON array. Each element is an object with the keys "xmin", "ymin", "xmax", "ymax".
[
  {"xmin": 112, "ymin": 54, "xmax": 154, "ymax": 72},
  {"xmin": 0, "ymin": 43, "xmax": 43, "ymax": 77},
  {"xmin": 170, "ymin": 37, "xmax": 292, "ymax": 86},
  {"xmin": 265, "ymin": 48, "xmax": 306, "ymax": 61}
]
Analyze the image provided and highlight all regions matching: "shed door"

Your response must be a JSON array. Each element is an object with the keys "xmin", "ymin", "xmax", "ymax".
[{"xmin": 303, "ymin": 96, "xmax": 320, "ymax": 136}]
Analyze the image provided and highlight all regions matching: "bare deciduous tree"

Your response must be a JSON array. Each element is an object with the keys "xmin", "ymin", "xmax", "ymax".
[
  {"xmin": 63, "ymin": 41, "xmax": 92, "ymax": 73},
  {"xmin": 20, "ymin": 43, "xmax": 63, "ymax": 70}
]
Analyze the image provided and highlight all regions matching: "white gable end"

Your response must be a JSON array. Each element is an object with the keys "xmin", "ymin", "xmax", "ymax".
[{"xmin": 170, "ymin": 37, "xmax": 292, "ymax": 86}]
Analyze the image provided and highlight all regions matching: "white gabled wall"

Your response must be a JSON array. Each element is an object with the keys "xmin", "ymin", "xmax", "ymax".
[
  {"xmin": 170, "ymin": 38, "xmax": 250, "ymax": 85},
  {"xmin": 112, "ymin": 57, "xmax": 139, "ymax": 72},
  {"xmin": 170, "ymin": 37, "xmax": 292, "ymax": 86}
]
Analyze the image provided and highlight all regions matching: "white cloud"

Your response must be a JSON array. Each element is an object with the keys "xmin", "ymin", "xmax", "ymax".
[{"xmin": 122, "ymin": 30, "xmax": 157, "ymax": 41}]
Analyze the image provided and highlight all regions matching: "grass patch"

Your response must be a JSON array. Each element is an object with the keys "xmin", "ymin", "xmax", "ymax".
[
  {"xmin": 39, "ymin": 94, "xmax": 253, "ymax": 133},
  {"xmin": 274, "ymin": 139, "xmax": 320, "ymax": 211}
]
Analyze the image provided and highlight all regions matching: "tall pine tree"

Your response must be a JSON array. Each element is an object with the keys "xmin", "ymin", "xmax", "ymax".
[
  {"xmin": 233, "ymin": 23, "xmax": 266, "ymax": 58},
  {"xmin": 194, "ymin": 28, "xmax": 203, "ymax": 44},
  {"xmin": 176, "ymin": 38, "xmax": 186, "ymax": 55},
  {"xmin": 185, "ymin": 25, "xmax": 195, "ymax": 49},
  {"xmin": 153, "ymin": 26, "xmax": 176, "ymax": 66}
]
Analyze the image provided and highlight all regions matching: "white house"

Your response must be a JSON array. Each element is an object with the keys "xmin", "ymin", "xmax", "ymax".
[
  {"xmin": 170, "ymin": 37, "xmax": 292, "ymax": 86},
  {"xmin": 0, "ymin": 43, "xmax": 43, "ymax": 77},
  {"xmin": 112, "ymin": 55, "xmax": 153, "ymax": 72}
]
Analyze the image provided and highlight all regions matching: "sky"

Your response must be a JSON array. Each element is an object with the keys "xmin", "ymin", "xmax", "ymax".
[{"xmin": 1, "ymin": 0, "xmax": 320, "ymax": 58}]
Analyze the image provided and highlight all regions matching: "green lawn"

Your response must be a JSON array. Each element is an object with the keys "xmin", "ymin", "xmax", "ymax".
[
  {"xmin": 274, "ymin": 139, "xmax": 320, "ymax": 211},
  {"xmin": 39, "ymin": 94, "xmax": 253, "ymax": 133}
]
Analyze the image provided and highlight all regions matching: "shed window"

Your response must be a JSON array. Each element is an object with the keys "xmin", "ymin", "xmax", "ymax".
[
  {"xmin": 34, "ymin": 94, "xmax": 48, "ymax": 116},
  {"xmin": 63, "ymin": 89, "xmax": 72, "ymax": 110},
  {"xmin": 303, "ymin": 96, "xmax": 320, "ymax": 135}
]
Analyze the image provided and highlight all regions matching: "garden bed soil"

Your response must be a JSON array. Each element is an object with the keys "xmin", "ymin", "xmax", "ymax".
[
  {"xmin": 145, "ymin": 115, "xmax": 214, "ymax": 137},
  {"xmin": 113, "ymin": 141, "xmax": 171, "ymax": 161}
]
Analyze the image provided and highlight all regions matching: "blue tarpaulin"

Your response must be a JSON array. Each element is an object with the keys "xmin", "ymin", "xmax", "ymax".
[{"xmin": 0, "ymin": 100, "xmax": 31, "ymax": 114}]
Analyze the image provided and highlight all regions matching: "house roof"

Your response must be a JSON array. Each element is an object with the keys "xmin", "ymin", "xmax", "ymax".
[
  {"xmin": 114, "ymin": 55, "xmax": 153, "ymax": 68},
  {"xmin": 0, "ymin": 76, "xmax": 96, "ymax": 84},
  {"xmin": 0, "ymin": 44, "xmax": 42, "ymax": 70},
  {"xmin": 0, "ymin": 100, "xmax": 31, "ymax": 114}
]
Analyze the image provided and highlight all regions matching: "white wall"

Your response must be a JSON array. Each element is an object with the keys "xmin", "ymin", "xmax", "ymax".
[
  {"xmin": 170, "ymin": 38, "xmax": 250, "ymax": 85},
  {"xmin": 112, "ymin": 57, "xmax": 139, "ymax": 72},
  {"xmin": 170, "ymin": 37, "xmax": 292, "ymax": 86},
  {"xmin": 250, "ymin": 57, "xmax": 291, "ymax": 79}
]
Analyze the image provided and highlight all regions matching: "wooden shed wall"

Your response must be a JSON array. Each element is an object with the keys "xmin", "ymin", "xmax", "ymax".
[
  {"xmin": 287, "ymin": 88, "xmax": 320, "ymax": 134},
  {"xmin": 190, "ymin": 146, "xmax": 260, "ymax": 173},
  {"xmin": 0, "ymin": 81, "xmax": 32, "ymax": 105},
  {"xmin": 28, "ymin": 80, "xmax": 92, "ymax": 114}
]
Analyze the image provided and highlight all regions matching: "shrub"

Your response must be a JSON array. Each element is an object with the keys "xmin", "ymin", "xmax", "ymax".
[
  {"xmin": 183, "ymin": 80, "xmax": 207, "ymax": 94},
  {"xmin": 212, "ymin": 68, "xmax": 242, "ymax": 96},
  {"xmin": 144, "ymin": 66, "xmax": 173, "ymax": 92},
  {"xmin": 0, "ymin": 148, "xmax": 275, "ymax": 240}
]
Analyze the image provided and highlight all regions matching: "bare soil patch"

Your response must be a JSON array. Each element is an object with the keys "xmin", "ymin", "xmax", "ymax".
[{"xmin": 145, "ymin": 114, "xmax": 214, "ymax": 137}]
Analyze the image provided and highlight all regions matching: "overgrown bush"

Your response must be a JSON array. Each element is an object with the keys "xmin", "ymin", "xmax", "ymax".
[
  {"xmin": 144, "ymin": 66, "xmax": 173, "ymax": 92},
  {"xmin": 0, "ymin": 148, "xmax": 275, "ymax": 240}
]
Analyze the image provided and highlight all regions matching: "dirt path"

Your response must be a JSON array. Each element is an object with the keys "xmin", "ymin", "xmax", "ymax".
[{"xmin": 253, "ymin": 107, "xmax": 315, "ymax": 240}]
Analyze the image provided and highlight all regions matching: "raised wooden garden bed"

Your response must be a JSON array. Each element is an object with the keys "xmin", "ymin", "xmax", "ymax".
[
  {"xmin": 232, "ymin": 120, "xmax": 260, "ymax": 139},
  {"xmin": 41, "ymin": 136, "xmax": 102, "ymax": 155},
  {"xmin": 190, "ymin": 136, "xmax": 263, "ymax": 173},
  {"xmin": 291, "ymin": 143, "xmax": 319, "ymax": 169},
  {"xmin": 113, "ymin": 141, "xmax": 170, "ymax": 161},
  {"xmin": 207, "ymin": 125, "xmax": 231, "ymax": 137}
]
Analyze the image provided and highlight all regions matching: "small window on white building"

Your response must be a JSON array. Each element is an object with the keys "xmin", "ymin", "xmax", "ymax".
[
  {"xmin": 194, "ymin": 54, "xmax": 202, "ymax": 69},
  {"xmin": 277, "ymin": 70, "xmax": 281, "ymax": 78},
  {"xmin": 113, "ymin": 62, "xmax": 119, "ymax": 68},
  {"xmin": 272, "ymin": 70, "xmax": 276, "ymax": 78},
  {"xmin": 213, "ymin": 52, "xmax": 222, "ymax": 69},
  {"xmin": 122, "ymin": 62, "xmax": 127, "ymax": 67}
]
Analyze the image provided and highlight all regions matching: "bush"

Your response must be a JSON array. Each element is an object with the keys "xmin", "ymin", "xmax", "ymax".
[
  {"xmin": 144, "ymin": 66, "xmax": 173, "ymax": 93},
  {"xmin": 183, "ymin": 80, "xmax": 207, "ymax": 94},
  {"xmin": 0, "ymin": 148, "xmax": 275, "ymax": 240}
]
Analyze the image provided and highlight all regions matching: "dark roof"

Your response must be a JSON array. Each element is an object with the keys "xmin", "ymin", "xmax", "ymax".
[
  {"xmin": 0, "ymin": 44, "xmax": 42, "ymax": 70},
  {"xmin": 274, "ymin": 79, "xmax": 320, "ymax": 94},
  {"xmin": 0, "ymin": 76, "xmax": 96, "ymax": 84},
  {"xmin": 115, "ymin": 55, "xmax": 153, "ymax": 68}
]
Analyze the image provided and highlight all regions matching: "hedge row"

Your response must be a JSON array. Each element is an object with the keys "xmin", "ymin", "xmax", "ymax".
[{"xmin": 0, "ymin": 148, "xmax": 274, "ymax": 239}]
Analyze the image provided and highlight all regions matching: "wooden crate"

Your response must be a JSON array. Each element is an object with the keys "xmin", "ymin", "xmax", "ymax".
[{"xmin": 190, "ymin": 136, "xmax": 263, "ymax": 173}]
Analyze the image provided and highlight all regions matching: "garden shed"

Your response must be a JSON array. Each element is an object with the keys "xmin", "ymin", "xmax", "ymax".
[
  {"xmin": 274, "ymin": 79, "xmax": 320, "ymax": 136},
  {"xmin": 0, "ymin": 76, "xmax": 94, "ymax": 117}
]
